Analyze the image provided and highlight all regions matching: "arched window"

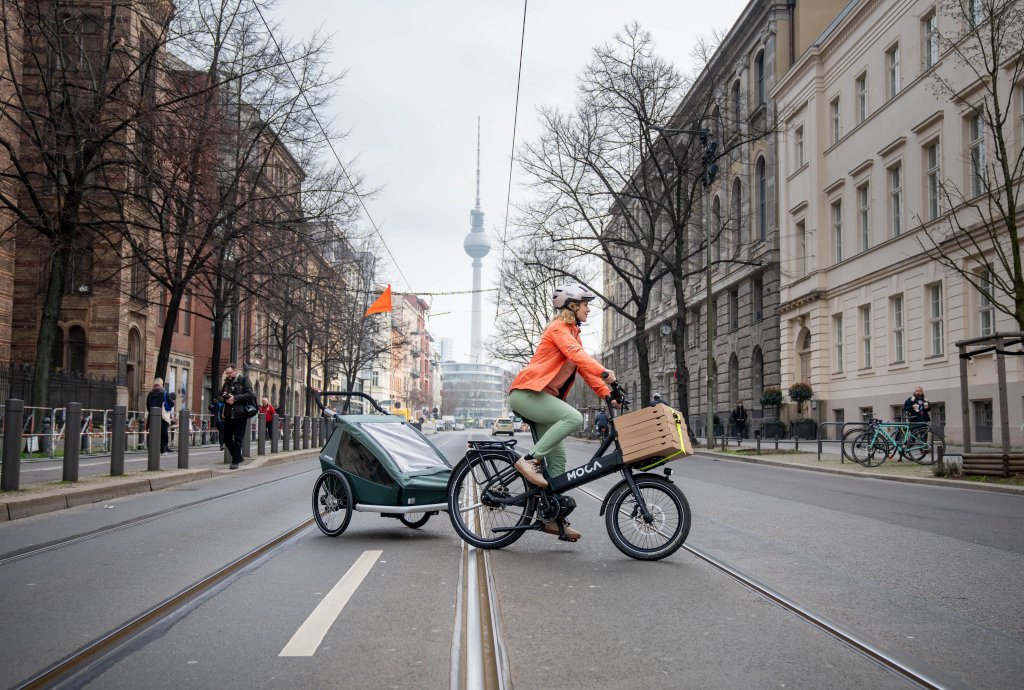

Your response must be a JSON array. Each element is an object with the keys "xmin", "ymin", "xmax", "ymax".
[
  {"xmin": 732, "ymin": 178, "xmax": 743, "ymax": 252},
  {"xmin": 756, "ymin": 157, "xmax": 767, "ymax": 241},
  {"xmin": 729, "ymin": 354, "xmax": 740, "ymax": 406},
  {"xmin": 752, "ymin": 347, "xmax": 764, "ymax": 396},
  {"xmin": 712, "ymin": 196, "xmax": 722, "ymax": 262},
  {"xmin": 731, "ymin": 80, "xmax": 741, "ymax": 125},
  {"xmin": 755, "ymin": 50, "xmax": 766, "ymax": 104},
  {"xmin": 797, "ymin": 327, "xmax": 812, "ymax": 383},
  {"xmin": 67, "ymin": 325, "xmax": 87, "ymax": 375},
  {"xmin": 128, "ymin": 328, "xmax": 142, "ymax": 411},
  {"xmin": 711, "ymin": 106, "xmax": 722, "ymax": 140},
  {"xmin": 272, "ymin": 384, "xmax": 279, "ymax": 411}
]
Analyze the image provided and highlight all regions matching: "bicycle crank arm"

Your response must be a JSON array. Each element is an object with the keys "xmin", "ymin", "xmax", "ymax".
[{"xmin": 491, "ymin": 522, "xmax": 544, "ymax": 533}]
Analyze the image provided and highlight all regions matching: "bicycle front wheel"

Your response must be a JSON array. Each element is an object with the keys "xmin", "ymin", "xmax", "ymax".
[
  {"xmin": 448, "ymin": 454, "xmax": 536, "ymax": 549},
  {"xmin": 850, "ymin": 431, "xmax": 891, "ymax": 467},
  {"xmin": 605, "ymin": 475, "xmax": 690, "ymax": 561},
  {"xmin": 841, "ymin": 426, "xmax": 867, "ymax": 462},
  {"xmin": 905, "ymin": 427, "xmax": 944, "ymax": 465}
]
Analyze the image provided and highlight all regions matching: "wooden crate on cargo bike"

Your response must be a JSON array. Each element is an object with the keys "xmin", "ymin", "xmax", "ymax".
[{"xmin": 614, "ymin": 403, "xmax": 693, "ymax": 471}]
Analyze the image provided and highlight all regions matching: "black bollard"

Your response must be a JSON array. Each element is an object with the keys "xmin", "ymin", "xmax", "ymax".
[
  {"xmin": 111, "ymin": 406, "xmax": 126, "ymax": 476},
  {"xmin": 63, "ymin": 403, "xmax": 82, "ymax": 482},
  {"xmin": 178, "ymin": 409, "xmax": 190, "ymax": 469},
  {"xmin": 257, "ymin": 415, "xmax": 266, "ymax": 455},
  {"xmin": 270, "ymin": 416, "xmax": 278, "ymax": 454},
  {"xmin": 302, "ymin": 417, "xmax": 309, "ymax": 449},
  {"xmin": 292, "ymin": 415, "xmax": 300, "ymax": 450},
  {"xmin": 282, "ymin": 416, "xmax": 290, "ymax": 452},
  {"xmin": 2, "ymin": 399, "xmax": 24, "ymax": 490},
  {"xmin": 243, "ymin": 418, "xmax": 252, "ymax": 459},
  {"xmin": 148, "ymin": 406, "xmax": 161, "ymax": 470}
]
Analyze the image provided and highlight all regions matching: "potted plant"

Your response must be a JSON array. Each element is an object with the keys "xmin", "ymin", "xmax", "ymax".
[
  {"xmin": 759, "ymin": 387, "xmax": 785, "ymax": 438},
  {"xmin": 788, "ymin": 382, "xmax": 816, "ymax": 439}
]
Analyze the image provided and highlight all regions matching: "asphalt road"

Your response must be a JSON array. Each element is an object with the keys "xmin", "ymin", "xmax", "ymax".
[{"xmin": 0, "ymin": 430, "xmax": 1021, "ymax": 689}]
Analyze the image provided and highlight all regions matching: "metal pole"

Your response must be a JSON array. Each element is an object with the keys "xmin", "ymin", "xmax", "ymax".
[
  {"xmin": 178, "ymin": 409, "xmax": 190, "ymax": 469},
  {"xmin": 111, "ymin": 405, "xmax": 126, "ymax": 476},
  {"xmin": 705, "ymin": 179, "xmax": 715, "ymax": 449},
  {"xmin": 257, "ymin": 415, "xmax": 266, "ymax": 455},
  {"xmin": 302, "ymin": 417, "xmax": 309, "ymax": 449},
  {"xmin": 958, "ymin": 343, "xmax": 972, "ymax": 453},
  {"xmin": 242, "ymin": 418, "xmax": 252, "ymax": 459},
  {"xmin": 63, "ymin": 402, "xmax": 82, "ymax": 482},
  {"xmin": 271, "ymin": 415, "xmax": 279, "ymax": 453},
  {"xmin": 281, "ymin": 415, "xmax": 290, "ymax": 452},
  {"xmin": 2, "ymin": 399, "xmax": 24, "ymax": 490},
  {"xmin": 292, "ymin": 416, "xmax": 300, "ymax": 450},
  {"xmin": 148, "ymin": 406, "xmax": 161, "ymax": 470}
]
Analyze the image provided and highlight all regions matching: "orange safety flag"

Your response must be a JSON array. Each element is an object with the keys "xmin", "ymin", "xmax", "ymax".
[{"xmin": 364, "ymin": 284, "xmax": 392, "ymax": 316}]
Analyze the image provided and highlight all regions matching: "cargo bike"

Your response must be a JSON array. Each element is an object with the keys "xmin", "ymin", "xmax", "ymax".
[
  {"xmin": 311, "ymin": 391, "xmax": 451, "ymax": 537},
  {"xmin": 447, "ymin": 381, "xmax": 694, "ymax": 561}
]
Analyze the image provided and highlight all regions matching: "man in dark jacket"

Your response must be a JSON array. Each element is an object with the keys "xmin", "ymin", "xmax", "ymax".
[
  {"xmin": 595, "ymin": 410, "xmax": 609, "ymax": 437},
  {"xmin": 219, "ymin": 364, "xmax": 256, "ymax": 469},
  {"xmin": 146, "ymin": 378, "xmax": 170, "ymax": 453},
  {"xmin": 730, "ymin": 400, "xmax": 749, "ymax": 438}
]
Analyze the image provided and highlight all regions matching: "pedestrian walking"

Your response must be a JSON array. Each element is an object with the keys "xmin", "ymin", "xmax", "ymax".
[
  {"xmin": 208, "ymin": 400, "xmax": 225, "ymax": 450},
  {"xmin": 595, "ymin": 409, "xmax": 609, "ymax": 437},
  {"xmin": 220, "ymin": 365, "xmax": 256, "ymax": 469},
  {"xmin": 903, "ymin": 387, "xmax": 931, "ymax": 423},
  {"xmin": 260, "ymin": 398, "xmax": 276, "ymax": 438},
  {"xmin": 730, "ymin": 400, "xmax": 749, "ymax": 438},
  {"xmin": 146, "ymin": 378, "xmax": 170, "ymax": 453}
]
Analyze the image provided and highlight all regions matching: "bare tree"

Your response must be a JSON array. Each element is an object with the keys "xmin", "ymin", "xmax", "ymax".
[
  {"xmin": 920, "ymin": 0, "xmax": 1024, "ymax": 328},
  {"xmin": 0, "ymin": 0, "xmax": 169, "ymax": 407}
]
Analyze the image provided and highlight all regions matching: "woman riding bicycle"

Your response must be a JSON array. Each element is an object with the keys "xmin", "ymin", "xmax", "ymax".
[{"xmin": 509, "ymin": 282, "xmax": 616, "ymax": 540}]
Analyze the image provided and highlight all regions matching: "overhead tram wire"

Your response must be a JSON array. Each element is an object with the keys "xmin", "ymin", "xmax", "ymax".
[
  {"xmin": 249, "ymin": 0, "xmax": 411, "ymax": 292},
  {"xmin": 495, "ymin": 0, "xmax": 528, "ymax": 317}
]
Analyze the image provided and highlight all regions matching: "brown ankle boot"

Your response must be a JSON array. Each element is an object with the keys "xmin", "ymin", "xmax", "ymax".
[
  {"xmin": 514, "ymin": 458, "xmax": 548, "ymax": 487},
  {"xmin": 542, "ymin": 521, "xmax": 581, "ymax": 541}
]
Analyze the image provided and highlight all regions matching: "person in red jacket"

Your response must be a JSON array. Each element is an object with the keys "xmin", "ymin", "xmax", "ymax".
[
  {"xmin": 259, "ymin": 398, "xmax": 276, "ymax": 428},
  {"xmin": 509, "ymin": 282, "xmax": 616, "ymax": 541}
]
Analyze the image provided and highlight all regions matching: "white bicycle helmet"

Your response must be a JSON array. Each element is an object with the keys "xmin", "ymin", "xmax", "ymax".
[{"xmin": 552, "ymin": 282, "xmax": 597, "ymax": 309}]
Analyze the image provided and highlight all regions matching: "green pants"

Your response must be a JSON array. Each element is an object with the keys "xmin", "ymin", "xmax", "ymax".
[{"xmin": 509, "ymin": 389, "xmax": 583, "ymax": 477}]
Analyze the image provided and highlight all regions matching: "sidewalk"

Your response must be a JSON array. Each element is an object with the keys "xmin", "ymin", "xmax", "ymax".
[{"xmin": 0, "ymin": 447, "xmax": 319, "ymax": 522}]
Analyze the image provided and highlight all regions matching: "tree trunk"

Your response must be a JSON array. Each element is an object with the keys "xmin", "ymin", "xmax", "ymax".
[
  {"xmin": 634, "ymin": 313, "xmax": 651, "ymax": 404},
  {"xmin": 153, "ymin": 288, "xmax": 184, "ymax": 380},
  {"xmin": 277, "ymin": 323, "xmax": 289, "ymax": 415},
  {"xmin": 673, "ymin": 306, "xmax": 690, "ymax": 419},
  {"xmin": 30, "ymin": 242, "xmax": 70, "ymax": 408}
]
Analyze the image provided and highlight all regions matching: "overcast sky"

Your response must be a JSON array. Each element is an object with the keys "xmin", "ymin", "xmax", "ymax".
[{"xmin": 272, "ymin": 0, "xmax": 749, "ymax": 364}]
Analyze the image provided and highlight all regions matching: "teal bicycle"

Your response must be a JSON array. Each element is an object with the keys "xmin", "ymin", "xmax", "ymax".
[{"xmin": 849, "ymin": 417, "xmax": 944, "ymax": 467}]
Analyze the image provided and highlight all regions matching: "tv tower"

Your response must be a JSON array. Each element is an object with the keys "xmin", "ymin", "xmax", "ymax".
[{"xmin": 462, "ymin": 117, "xmax": 490, "ymax": 363}]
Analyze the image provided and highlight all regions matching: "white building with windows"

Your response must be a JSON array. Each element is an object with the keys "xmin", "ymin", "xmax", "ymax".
[{"xmin": 773, "ymin": 0, "xmax": 1023, "ymax": 444}]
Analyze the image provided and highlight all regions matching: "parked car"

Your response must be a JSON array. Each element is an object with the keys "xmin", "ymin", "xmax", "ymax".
[
  {"xmin": 453, "ymin": 422, "xmax": 466, "ymax": 431},
  {"xmin": 491, "ymin": 417, "xmax": 515, "ymax": 436}
]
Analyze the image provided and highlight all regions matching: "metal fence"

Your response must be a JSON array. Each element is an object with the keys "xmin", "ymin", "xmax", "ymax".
[{"xmin": 0, "ymin": 362, "xmax": 116, "ymax": 410}]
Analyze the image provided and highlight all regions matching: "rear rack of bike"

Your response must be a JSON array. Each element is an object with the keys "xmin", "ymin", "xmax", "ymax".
[{"xmin": 467, "ymin": 439, "xmax": 518, "ymax": 451}]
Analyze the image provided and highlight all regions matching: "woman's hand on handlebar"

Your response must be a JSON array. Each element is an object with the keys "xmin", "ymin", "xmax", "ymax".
[{"xmin": 602, "ymin": 369, "xmax": 617, "ymax": 384}]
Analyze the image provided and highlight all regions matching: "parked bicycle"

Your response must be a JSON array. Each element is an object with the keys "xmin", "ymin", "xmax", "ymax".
[
  {"xmin": 446, "ymin": 381, "xmax": 691, "ymax": 561},
  {"xmin": 848, "ymin": 417, "xmax": 944, "ymax": 467}
]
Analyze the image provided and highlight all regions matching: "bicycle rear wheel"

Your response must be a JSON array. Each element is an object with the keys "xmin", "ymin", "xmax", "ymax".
[
  {"xmin": 904, "ymin": 427, "xmax": 944, "ymax": 464},
  {"xmin": 448, "ymin": 453, "xmax": 536, "ymax": 549},
  {"xmin": 850, "ymin": 431, "xmax": 892, "ymax": 467},
  {"xmin": 605, "ymin": 475, "xmax": 690, "ymax": 561},
  {"xmin": 841, "ymin": 426, "xmax": 867, "ymax": 462}
]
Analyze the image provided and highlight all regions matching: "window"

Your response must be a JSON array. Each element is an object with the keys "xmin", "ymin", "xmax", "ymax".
[
  {"xmin": 891, "ymin": 295, "xmax": 905, "ymax": 363},
  {"xmin": 752, "ymin": 347, "xmax": 764, "ymax": 393},
  {"xmin": 183, "ymin": 292, "xmax": 192, "ymax": 336},
  {"xmin": 889, "ymin": 162, "xmax": 904, "ymax": 236},
  {"xmin": 732, "ymin": 80, "xmax": 742, "ymax": 124},
  {"xmin": 925, "ymin": 140, "xmax": 941, "ymax": 220},
  {"xmin": 857, "ymin": 183, "xmax": 870, "ymax": 251},
  {"xmin": 856, "ymin": 73, "xmax": 868, "ymax": 123},
  {"xmin": 923, "ymin": 12, "xmax": 938, "ymax": 69},
  {"xmin": 729, "ymin": 289, "xmax": 739, "ymax": 331},
  {"xmin": 979, "ymin": 267, "xmax": 995, "ymax": 336},
  {"xmin": 732, "ymin": 178, "xmax": 743, "ymax": 251},
  {"xmin": 756, "ymin": 157, "xmax": 767, "ymax": 241},
  {"xmin": 796, "ymin": 220, "xmax": 807, "ymax": 277},
  {"xmin": 831, "ymin": 200, "xmax": 843, "ymax": 263},
  {"xmin": 887, "ymin": 45, "xmax": 900, "ymax": 99},
  {"xmin": 833, "ymin": 314, "xmax": 844, "ymax": 373},
  {"xmin": 712, "ymin": 195, "xmax": 722, "ymax": 263},
  {"xmin": 752, "ymin": 275, "xmax": 763, "ymax": 320},
  {"xmin": 755, "ymin": 51, "xmax": 766, "ymax": 105},
  {"xmin": 159, "ymin": 288, "xmax": 167, "ymax": 326},
  {"xmin": 795, "ymin": 125, "xmax": 805, "ymax": 166},
  {"xmin": 968, "ymin": 112, "xmax": 985, "ymax": 197},
  {"xmin": 830, "ymin": 97, "xmax": 841, "ymax": 143},
  {"xmin": 969, "ymin": 0, "xmax": 983, "ymax": 28},
  {"xmin": 130, "ymin": 256, "xmax": 147, "ymax": 302},
  {"xmin": 928, "ymin": 283, "xmax": 944, "ymax": 356},
  {"xmin": 67, "ymin": 325, "xmax": 87, "ymax": 375},
  {"xmin": 860, "ymin": 305, "xmax": 872, "ymax": 368}
]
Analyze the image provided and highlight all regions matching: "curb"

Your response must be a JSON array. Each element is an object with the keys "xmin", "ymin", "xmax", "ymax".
[
  {"xmin": 0, "ymin": 449, "xmax": 318, "ymax": 523},
  {"xmin": 699, "ymin": 449, "xmax": 1024, "ymax": 496}
]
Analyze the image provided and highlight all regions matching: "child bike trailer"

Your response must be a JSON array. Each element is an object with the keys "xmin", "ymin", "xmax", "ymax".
[{"xmin": 312, "ymin": 391, "xmax": 451, "ymax": 536}]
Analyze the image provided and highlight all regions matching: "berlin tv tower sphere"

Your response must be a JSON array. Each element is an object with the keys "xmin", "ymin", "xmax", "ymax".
[{"xmin": 464, "ymin": 223, "xmax": 491, "ymax": 259}]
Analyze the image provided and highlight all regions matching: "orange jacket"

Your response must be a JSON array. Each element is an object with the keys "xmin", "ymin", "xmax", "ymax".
[{"xmin": 510, "ymin": 320, "xmax": 611, "ymax": 400}]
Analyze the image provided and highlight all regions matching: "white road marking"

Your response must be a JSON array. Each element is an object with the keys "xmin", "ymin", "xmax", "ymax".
[{"xmin": 279, "ymin": 549, "xmax": 383, "ymax": 657}]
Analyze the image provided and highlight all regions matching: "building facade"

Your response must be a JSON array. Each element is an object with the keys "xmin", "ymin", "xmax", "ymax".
[{"xmin": 773, "ymin": 0, "xmax": 1023, "ymax": 444}]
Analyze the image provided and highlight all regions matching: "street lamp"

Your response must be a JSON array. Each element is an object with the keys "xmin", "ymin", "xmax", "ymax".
[{"xmin": 652, "ymin": 124, "xmax": 719, "ymax": 447}]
